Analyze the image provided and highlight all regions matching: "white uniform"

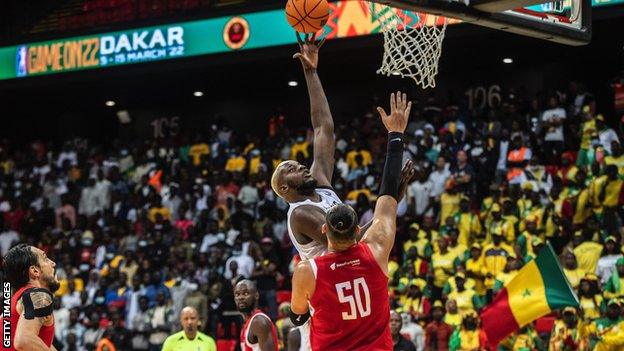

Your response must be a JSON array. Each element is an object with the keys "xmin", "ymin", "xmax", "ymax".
[
  {"xmin": 286, "ymin": 187, "xmax": 341, "ymax": 351},
  {"xmin": 286, "ymin": 187, "xmax": 342, "ymax": 260}
]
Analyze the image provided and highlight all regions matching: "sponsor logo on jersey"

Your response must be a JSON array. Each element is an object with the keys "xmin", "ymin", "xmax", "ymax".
[{"xmin": 331, "ymin": 259, "xmax": 361, "ymax": 270}]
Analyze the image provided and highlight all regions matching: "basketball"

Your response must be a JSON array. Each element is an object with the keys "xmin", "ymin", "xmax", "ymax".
[{"xmin": 285, "ymin": 0, "xmax": 329, "ymax": 33}]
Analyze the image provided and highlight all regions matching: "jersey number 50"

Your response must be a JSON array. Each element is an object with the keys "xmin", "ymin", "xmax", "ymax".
[{"xmin": 335, "ymin": 277, "xmax": 371, "ymax": 320}]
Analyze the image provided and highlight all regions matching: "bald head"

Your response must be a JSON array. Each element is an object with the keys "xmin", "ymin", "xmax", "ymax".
[
  {"xmin": 234, "ymin": 279, "xmax": 259, "ymax": 315},
  {"xmin": 181, "ymin": 306, "xmax": 198, "ymax": 319},
  {"xmin": 235, "ymin": 279, "xmax": 257, "ymax": 294},
  {"xmin": 180, "ymin": 306, "xmax": 200, "ymax": 338},
  {"xmin": 270, "ymin": 160, "xmax": 317, "ymax": 201}
]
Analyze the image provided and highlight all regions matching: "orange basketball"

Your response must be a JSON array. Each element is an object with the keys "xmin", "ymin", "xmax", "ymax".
[{"xmin": 285, "ymin": 0, "xmax": 329, "ymax": 33}]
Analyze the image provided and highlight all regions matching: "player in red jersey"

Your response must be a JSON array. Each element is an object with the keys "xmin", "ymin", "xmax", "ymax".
[
  {"xmin": 235, "ymin": 279, "xmax": 279, "ymax": 351},
  {"xmin": 289, "ymin": 91, "xmax": 413, "ymax": 351},
  {"xmin": 2, "ymin": 244, "xmax": 60, "ymax": 351}
]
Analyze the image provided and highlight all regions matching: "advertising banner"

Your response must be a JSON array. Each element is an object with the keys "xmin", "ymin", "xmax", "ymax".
[{"xmin": 0, "ymin": 0, "xmax": 620, "ymax": 80}]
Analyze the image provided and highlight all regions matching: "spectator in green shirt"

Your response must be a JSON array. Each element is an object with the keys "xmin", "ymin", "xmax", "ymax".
[{"xmin": 161, "ymin": 306, "xmax": 216, "ymax": 351}]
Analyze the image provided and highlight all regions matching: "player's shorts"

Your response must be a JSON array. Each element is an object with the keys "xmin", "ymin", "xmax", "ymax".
[{"xmin": 298, "ymin": 320, "xmax": 311, "ymax": 351}]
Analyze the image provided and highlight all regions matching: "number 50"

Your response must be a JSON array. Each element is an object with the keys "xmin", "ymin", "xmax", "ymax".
[{"xmin": 335, "ymin": 277, "xmax": 371, "ymax": 320}]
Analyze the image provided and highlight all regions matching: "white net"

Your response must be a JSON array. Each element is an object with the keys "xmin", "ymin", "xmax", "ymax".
[{"xmin": 369, "ymin": 2, "xmax": 448, "ymax": 89}]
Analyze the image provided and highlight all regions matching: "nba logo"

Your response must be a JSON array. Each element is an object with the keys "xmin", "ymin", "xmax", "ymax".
[{"xmin": 16, "ymin": 45, "xmax": 27, "ymax": 77}]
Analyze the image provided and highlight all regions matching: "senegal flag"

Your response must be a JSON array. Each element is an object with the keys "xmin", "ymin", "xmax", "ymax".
[{"xmin": 480, "ymin": 242, "xmax": 578, "ymax": 347}]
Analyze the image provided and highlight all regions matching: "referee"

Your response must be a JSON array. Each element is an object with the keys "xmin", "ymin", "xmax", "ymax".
[{"xmin": 161, "ymin": 306, "xmax": 216, "ymax": 351}]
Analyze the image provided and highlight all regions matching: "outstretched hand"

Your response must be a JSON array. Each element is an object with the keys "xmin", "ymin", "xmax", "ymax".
[
  {"xmin": 398, "ymin": 160, "xmax": 417, "ymax": 202},
  {"xmin": 377, "ymin": 91, "xmax": 412, "ymax": 133},
  {"xmin": 293, "ymin": 32, "xmax": 325, "ymax": 71}
]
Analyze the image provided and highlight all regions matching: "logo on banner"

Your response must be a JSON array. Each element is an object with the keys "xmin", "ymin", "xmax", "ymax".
[
  {"xmin": 223, "ymin": 17, "xmax": 250, "ymax": 50},
  {"xmin": 15, "ymin": 46, "xmax": 27, "ymax": 77}
]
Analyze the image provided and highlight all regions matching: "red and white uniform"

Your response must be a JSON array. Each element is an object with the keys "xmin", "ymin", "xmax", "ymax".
[
  {"xmin": 240, "ymin": 309, "xmax": 279, "ymax": 351},
  {"xmin": 4, "ymin": 284, "xmax": 55, "ymax": 351},
  {"xmin": 309, "ymin": 242, "xmax": 392, "ymax": 351}
]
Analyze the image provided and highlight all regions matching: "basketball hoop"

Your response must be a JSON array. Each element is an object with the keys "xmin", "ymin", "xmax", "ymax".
[{"xmin": 368, "ymin": 2, "xmax": 447, "ymax": 89}]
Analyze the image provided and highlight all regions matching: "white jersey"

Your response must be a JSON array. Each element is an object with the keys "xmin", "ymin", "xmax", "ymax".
[{"xmin": 287, "ymin": 187, "xmax": 342, "ymax": 260}]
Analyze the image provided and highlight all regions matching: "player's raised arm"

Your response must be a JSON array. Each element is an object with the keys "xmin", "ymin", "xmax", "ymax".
[
  {"xmin": 362, "ymin": 91, "xmax": 412, "ymax": 272},
  {"xmin": 294, "ymin": 33, "xmax": 334, "ymax": 187}
]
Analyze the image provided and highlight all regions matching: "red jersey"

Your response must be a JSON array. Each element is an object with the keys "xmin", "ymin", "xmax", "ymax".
[
  {"xmin": 309, "ymin": 243, "xmax": 392, "ymax": 351},
  {"xmin": 240, "ymin": 309, "xmax": 278, "ymax": 351},
  {"xmin": 4, "ymin": 284, "xmax": 55, "ymax": 351}
]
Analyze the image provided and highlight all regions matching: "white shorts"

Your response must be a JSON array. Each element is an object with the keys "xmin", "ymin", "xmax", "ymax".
[{"xmin": 298, "ymin": 320, "xmax": 311, "ymax": 351}]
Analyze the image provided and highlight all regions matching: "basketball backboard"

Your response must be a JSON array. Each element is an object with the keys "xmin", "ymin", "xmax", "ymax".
[{"xmin": 372, "ymin": 0, "xmax": 591, "ymax": 45}]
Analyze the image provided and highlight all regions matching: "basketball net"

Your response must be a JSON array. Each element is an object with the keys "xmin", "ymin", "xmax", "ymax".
[{"xmin": 368, "ymin": 2, "xmax": 447, "ymax": 89}]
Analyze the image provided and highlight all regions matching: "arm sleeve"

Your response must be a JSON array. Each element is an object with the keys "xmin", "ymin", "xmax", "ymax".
[
  {"xmin": 21, "ymin": 288, "xmax": 54, "ymax": 320},
  {"xmin": 378, "ymin": 132, "xmax": 404, "ymax": 200}
]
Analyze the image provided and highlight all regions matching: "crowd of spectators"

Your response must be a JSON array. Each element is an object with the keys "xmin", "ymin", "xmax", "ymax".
[{"xmin": 0, "ymin": 81, "xmax": 623, "ymax": 351}]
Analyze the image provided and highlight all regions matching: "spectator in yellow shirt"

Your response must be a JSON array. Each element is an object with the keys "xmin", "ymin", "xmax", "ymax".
[
  {"xmin": 577, "ymin": 109, "xmax": 596, "ymax": 167},
  {"xmin": 148, "ymin": 195, "xmax": 171, "ymax": 223},
  {"xmin": 493, "ymin": 256, "xmax": 519, "ymax": 294},
  {"xmin": 440, "ymin": 180, "xmax": 461, "ymax": 226},
  {"xmin": 346, "ymin": 186, "xmax": 372, "ymax": 204},
  {"xmin": 431, "ymin": 237, "xmax": 458, "ymax": 293},
  {"xmin": 604, "ymin": 141, "xmax": 624, "ymax": 177},
  {"xmin": 290, "ymin": 135, "xmax": 310, "ymax": 160},
  {"xmin": 465, "ymin": 243, "xmax": 486, "ymax": 296},
  {"xmin": 248, "ymin": 149, "xmax": 263, "ymax": 175},
  {"xmin": 403, "ymin": 224, "xmax": 433, "ymax": 260},
  {"xmin": 578, "ymin": 273, "xmax": 605, "ymax": 321},
  {"xmin": 599, "ymin": 165, "xmax": 624, "ymax": 234},
  {"xmin": 454, "ymin": 198, "xmax": 482, "ymax": 247},
  {"xmin": 573, "ymin": 231, "xmax": 604, "ymax": 274},
  {"xmin": 562, "ymin": 249, "xmax": 585, "ymax": 290},
  {"xmin": 486, "ymin": 203, "xmax": 515, "ymax": 244},
  {"xmin": 225, "ymin": 149, "xmax": 246, "ymax": 173},
  {"xmin": 346, "ymin": 147, "xmax": 372, "ymax": 169},
  {"xmin": 481, "ymin": 231, "xmax": 515, "ymax": 289},
  {"xmin": 188, "ymin": 138, "xmax": 209, "ymax": 166},
  {"xmin": 549, "ymin": 307, "xmax": 589, "ymax": 351},
  {"xmin": 446, "ymin": 272, "xmax": 483, "ymax": 314},
  {"xmin": 444, "ymin": 299, "xmax": 462, "ymax": 327}
]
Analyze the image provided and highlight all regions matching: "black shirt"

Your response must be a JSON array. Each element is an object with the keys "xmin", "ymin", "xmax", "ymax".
[
  {"xmin": 393, "ymin": 335, "xmax": 417, "ymax": 351},
  {"xmin": 254, "ymin": 252, "xmax": 280, "ymax": 291}
]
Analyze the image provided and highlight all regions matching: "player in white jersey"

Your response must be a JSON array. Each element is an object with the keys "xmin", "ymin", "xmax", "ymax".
[
  {"xmin": 271, "ymin": 34, "xmax": 337, "ymax": 262},
  {"xmin": 269, "ymin": 34, "xmax": 339, "ymax": 351}
]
